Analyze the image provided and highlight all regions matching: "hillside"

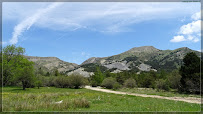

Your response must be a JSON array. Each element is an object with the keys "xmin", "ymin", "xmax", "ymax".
[
  {"xmin": 79, "ymin": 46, "xmax": 200, "ymax": 74},
  {"xmin": 25, "ymin": 46, "xmax": 201, "ymax": 77},
  {"xmin": 25, "ymin": 56, "xmax": 78, "ymax": 74}
]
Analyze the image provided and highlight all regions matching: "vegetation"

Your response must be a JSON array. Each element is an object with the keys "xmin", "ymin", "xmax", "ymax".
[
  {"xmin": 179, "ymin": 52, "xmax": 201, "ymax": 94},
  {"xmin": 124, "ymin": 78, "xmax": 137, "ymax": 88},
  {"xmin": 101, "ymin": 77, "xmax": 120, "ymax": 89},
  {"xmin": 69, "ymin": 74, "xmax": 88, "ymax": 89},
  {"xmin": 90, "ymin": 66, "xmax": 104, "ymax": 87},
  {"xmin": 3, "ymin": 87, "xmax": 200, "ymax": 111},
  {"xmin": 3, "ymin": 45, "xmax": 35, "ymax": 90},
  {"xmin": 2, "ymin": 45, "xmax": 201, "ymax": 111}
]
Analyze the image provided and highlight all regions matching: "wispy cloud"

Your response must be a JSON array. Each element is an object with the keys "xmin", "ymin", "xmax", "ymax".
[
  {"xmin": 9, "ymin": 3, "xmax": 62, "ymax": 44},
  {"xmin": 170, "ymin": 11, "xmax": 200, "ymax": 43},
  {"xmin": 5, "ymin": 3, "xmax": 200, "ymax": 33},
  {"xmin": 3, "ymin": 2, "xmax": 200, "ymax": 44}
]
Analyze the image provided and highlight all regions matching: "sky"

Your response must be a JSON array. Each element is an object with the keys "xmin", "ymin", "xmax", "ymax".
[{"xmin": 2, "ymin": 2, "xmax": 201, "ymax": 64}]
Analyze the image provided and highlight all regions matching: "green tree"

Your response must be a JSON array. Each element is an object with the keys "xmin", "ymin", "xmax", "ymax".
[
  {"xmin": 90, "ymin": 66, "xmax": 104, "ymax": 86},
  {"xmin": 179, "ymin": 52, "xmax": 201, "ymax": 94},
  {"xmin": 3, "ymin": 45, "xmax": 35, "ymax": 90},
  {"xmin": 3, "ymin": 45, "xmax": 25, "ymax": 86},
  {"xmin": 14, "ymin": 58, "xmax": 35, "ymax": 90},
  {"xmin": 167, "ymin": 70, "xmax": 181, "ymax": 89},
  {"xmin": 54, "ymin": 69, "xmax": 60, "ymax": 76}
]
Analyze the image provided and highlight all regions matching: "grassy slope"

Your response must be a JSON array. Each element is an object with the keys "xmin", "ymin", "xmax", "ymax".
[{"xmin": 3, "ymin": 87, "xmax": 200, "ymax": 112}]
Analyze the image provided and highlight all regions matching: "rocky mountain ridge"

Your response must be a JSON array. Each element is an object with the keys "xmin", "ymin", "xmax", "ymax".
[{"xmin": 25, "ymin": 46, "xmax": 201, "ymax": 77}]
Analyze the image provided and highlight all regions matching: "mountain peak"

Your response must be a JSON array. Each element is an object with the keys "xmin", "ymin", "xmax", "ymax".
[{"xmin": 128, "ymin": 46, "xmax": 159, "ymax": 53}]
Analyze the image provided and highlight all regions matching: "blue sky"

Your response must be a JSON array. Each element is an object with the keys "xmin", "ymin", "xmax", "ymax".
[{"xmin": 2, "ymin": 2, "xmax": 201, "ymax": 64}]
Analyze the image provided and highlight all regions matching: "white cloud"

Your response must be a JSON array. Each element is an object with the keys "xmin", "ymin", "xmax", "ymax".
[
  {"xmin": 170, "ymin": 35, "xmax": 186, "ymax": 42},
  {"xmin": 179, "ymin": 20, "xmax": 200, "ymax": 35},
  {"xmin": 170, "ymin": 11, "xmax": 200, "ymax": 43},
  {"xmin": 187, "ymin": 35, "xmax": 199, "ymax": 42},
  {"xmin": 191, "ymin": 11, "xmax": 200, "ymax": 20},
  {"xmin": 9, "ymin": 3, "xmax": 62, "ymax": 44}
]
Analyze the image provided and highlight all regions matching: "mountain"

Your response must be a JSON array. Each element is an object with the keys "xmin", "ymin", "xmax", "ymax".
[
  {"xmin": 25, "ymin": 46, "xmax": 201, "ymax": 77},
  {"xmin": 25, "ymin": 56, "xmax": 78, "ymax": 74},
  {"xmin": 79, "ymin": 46, "xmax": 201, "ymax": 75}
]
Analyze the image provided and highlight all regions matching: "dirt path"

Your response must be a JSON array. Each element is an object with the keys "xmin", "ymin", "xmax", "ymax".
[{"xmin": 85, "ymin": 86, "xmax": 201, "ymax": 104}]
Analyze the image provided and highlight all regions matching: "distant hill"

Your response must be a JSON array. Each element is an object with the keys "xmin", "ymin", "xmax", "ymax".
[
  {"xmin": 80, "ymin": 46, "xmax": 200, "ymax": 74},
  {"xmin": 25, "ymin": 56, "xmax": 78, "ymax": 74},
  {"xmin": 25, "ymin": 46, "xmax": 201, "ymax": 77}
]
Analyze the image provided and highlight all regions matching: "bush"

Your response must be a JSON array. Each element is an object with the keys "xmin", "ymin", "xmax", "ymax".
[
  {"xmin": 124, "ymin": 78, "xmax": 137, "ymax": 88},
  {"xmin": 113, "ymin": 82, "xmax": 121, "ymax": 90},
  {"xmin": 155, "ymin": 79, "xmax": 170, "ymax": 91},
  {"xmin": 54, "ymin": 76, "xmax": 70, "ymax": 88},
  {"xmin": 101, "ymin": 77, "xmax": 120, "ymax": 89},
  {"xmin": 69, "ymin": 74, "xmax": 86, "ymax": 89}
]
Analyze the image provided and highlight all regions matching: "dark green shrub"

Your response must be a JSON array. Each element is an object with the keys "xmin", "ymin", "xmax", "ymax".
[
  {"xmin": 101, "ymin": 77, "xmax": 120, "ymax": 89},
  {"xmin": 124, "ymin": 78, "xmax": 137, "ymax": 88},
  {"xmin": 54, "ymin": 76, "xmax": 70, "ymax": 88},
  {"xmin": 155, "ymin": 79, "xmax": 170, "ymax": 91},
  {"xmin": 69, "ymin": 74, "xmax": 86, "ymax": 89},
  {"xmin": 113, "ymin": 82, "xmax": 121, "ymax": 90}
]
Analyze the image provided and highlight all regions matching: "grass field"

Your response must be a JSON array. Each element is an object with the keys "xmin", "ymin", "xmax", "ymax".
[
  {"xmin": 2, "ymin": 87, "xmax": 201, "ymax": 112},
  {"xmin": 117, "ymin": 88, "xmax": 201, "ymax": 98}
]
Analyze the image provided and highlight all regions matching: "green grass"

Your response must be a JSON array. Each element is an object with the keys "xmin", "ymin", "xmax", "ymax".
[
  {"xmin": 3, "ymin": 87, "xmax": 201, "ymax": 112},
  {"xmin": 117, "ymin": 88, "xmax": 201, "ymax": 98}
]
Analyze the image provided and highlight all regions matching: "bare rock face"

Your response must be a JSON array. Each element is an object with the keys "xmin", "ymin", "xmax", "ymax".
[
  {"xmin": 67, "ymin": 67, "xmax": 94, "ymax": 77},
  {"xmin": 137, "ymin": 63, "xmax": 151, "ymax": 71},
  {"xmin": 137, "ymin": 63, "xmax": 157, "ymax": 72}
]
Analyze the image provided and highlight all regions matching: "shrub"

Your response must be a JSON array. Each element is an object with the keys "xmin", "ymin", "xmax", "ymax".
[
  {"xmin": 155, "ymin": 79, "xmax": 170, "ymax": 91},
  {"xmin": 54, "ymin": 76, "xmax": 70, "ymax": 88},
  {"xmin": 101, "ymin": 77, "xmax": 120, "ymax": 89},
  {"xmin": 124, "ymin": 78, "xmax": 137, "ymax": 88},
  {"xmin": 69, "ymin": 73, "xmax": 86, "ymax": 89},
  {"xmin": 113, "ymin": 82, "xmax": 121, "ymax": 90}
]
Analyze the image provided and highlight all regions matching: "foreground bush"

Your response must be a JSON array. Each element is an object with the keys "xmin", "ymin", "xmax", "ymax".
[
  {"xmin": 69, "ymin": 74, "xmax": 87, "ymax": 89},
  {"xmin": 124, "ymin": 78, "xmax": 137, "ymax": 88},
  {"xmin": 101, "ymin": 77, "xmax": 120, "ymax": 89},
  {"xmin": 54, "ymin": 76, "xmax": 70, "ymax": 88}
]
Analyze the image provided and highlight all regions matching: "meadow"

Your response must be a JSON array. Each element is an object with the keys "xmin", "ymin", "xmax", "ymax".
[
  {"xmin": 117, "ymin": 88, "xmax": 201, "ymax": 98},
  {"xmin": 3, "ymin": 87, "xmax": 200, "ymax": 112}
]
